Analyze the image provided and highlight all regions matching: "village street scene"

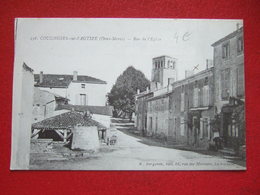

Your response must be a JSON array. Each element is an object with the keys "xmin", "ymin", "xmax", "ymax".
[{"xmin": 12, "ymin": 19, "xmax": 246, "ymax": 170}]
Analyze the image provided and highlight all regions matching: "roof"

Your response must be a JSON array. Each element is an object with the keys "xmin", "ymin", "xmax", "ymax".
[
  {"xmin": 32, "ymin": 111, "xmax": 106, "ymax": 130},
  {"xmin": 153, "ymin": 55, "xmax": 176, "ymax": 59},
  {"xmin": 211, "ymin": 27, "xmax": 243, "ymax": 47},
  {"xmin": 172, "ymin": 67, "xmax": 213, "ymax": 88},
  {"xmin": 23, "ymin": 63, "xmax": 34, "ymax": 73},
  {"xmin": 136, "ymin": 91, "xmax": 153, "ymax": 99},
  {"xmin": 146, "ymin": 92, "xmax": 170, "ymax": 101},
  {"xmin": 34, "ymin": 74, "xmax": 107, "ymax": 88},
  {"xmin": 40, "ymin": 89, "xmax": 69, "ymax": 100},
  {"xmin": 56, "ymin": 104, "xmax": 113, "ymax": 116}
]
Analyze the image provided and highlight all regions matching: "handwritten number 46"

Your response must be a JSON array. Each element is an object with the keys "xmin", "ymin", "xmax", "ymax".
[{"xmin": 174, "ymin": 32, "xmax": 191, "ymax": 43}]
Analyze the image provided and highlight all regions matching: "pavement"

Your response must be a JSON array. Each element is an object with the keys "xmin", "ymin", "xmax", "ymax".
[{"xmin": 30, "ymin": 124, "xmax": 246, "ymax": 170}]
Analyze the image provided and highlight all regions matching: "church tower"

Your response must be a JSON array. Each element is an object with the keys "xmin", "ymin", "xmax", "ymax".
[{"xmin": 150, "ymin": 55, "xmax": 178, "ymax": 90}]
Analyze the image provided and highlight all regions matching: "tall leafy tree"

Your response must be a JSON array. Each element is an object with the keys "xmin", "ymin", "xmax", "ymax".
[{"xmin": 108, "ymin": 66, "xmax": 150, "ymax": 120}]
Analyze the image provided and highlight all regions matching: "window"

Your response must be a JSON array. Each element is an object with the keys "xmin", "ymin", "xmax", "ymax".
[
  {"xmin": 236, "ymin": 64, "xmax": 244, "ymax": 97},
  {"xmin": 80, "ymin": 94, "xmax": 87, "ymax": 105},
  {"xmin": 172, "ymin": 61, "xmax": 175, "ymax": 69},
  {"xmin": 222, "ymin": 42, "xmax": 230, "ymax": 59},
  {"xmin": 203, "ymin": 85, "xmax": 209, "ymax": 106},
  {"xmin": 200, "ymin": 118, "xmax": 210, "ymax": 139},
  {"xmin": 149, "ymin": 117, "xmax": 153, "ymax": 131},
  {"xmin": 180, "ymin": 93, "xmax": 185, "ymax": 111},
  {"xmin": 193, "ymin": 87, "xmax": 199, "ymax": 107},
  {"xmin": 81, "ymin": 84, "xmax": 85, "ymax": 88},
  {"xmin": 221, "ymin": 68, "xmax": 230, "ymax": 100},
  {"xmin": 237, "ymin": 36, "xmax": 243, "ymax": 54}
]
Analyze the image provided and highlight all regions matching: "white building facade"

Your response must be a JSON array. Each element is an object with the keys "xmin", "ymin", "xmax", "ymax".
[{"xmin": 34, "ymin": 71, "xmax": 107, "ymax": 106}]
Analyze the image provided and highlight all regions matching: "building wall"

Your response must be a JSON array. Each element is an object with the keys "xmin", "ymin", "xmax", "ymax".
[
  {"xmin": 212, "ymin": 28, "xmax": 245, "ymax": 150},
  {"xmin": 39, "ymin": 82, "xmax": 107, "ymax": 106},
  {"xmin": 135, "ymin": 93, "xmax": 153, "ymax": 133},
  {"xmin": 151, "ymin": 56, "xmax": 177, "ymax": 90},
  {"xmin": 32, "ymin": 88, "xmax": 56, "ymax": 123},
  {"xmin": 67, "ymin": 82, "xmax": 106, "ymax": 106},
  {"xmin": 38, "ymin": 87, "xmax": 68, "ymax": 99},
  {"xmin": 147, "ymin": 96, "xmax": 169, "ymax": 137},
  {"xmin": 11, "ymin": 64, "xmax": 34, "ymax": 170},
  {"xmin": 169, "ymin": 87, "xmax": 187, "ymax": 143},
  {"xmin": 169, "ymin": 68, "xmax": 215, "ymax": 148},
  {"xmin": 213, "ymin": 29, "xmax": 244, "ymax": 113}
]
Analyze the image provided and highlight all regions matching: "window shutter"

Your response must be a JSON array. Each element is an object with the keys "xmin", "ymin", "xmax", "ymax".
[
  {"xmin": 221, "ymin": 69, "xmax": 230, "ymax": 100},
  {"xmin": 193, "ymin": 88, "xmax": 198, "ymax": 107},
  {"xmin": 203, "ymin": 85, "xmax": 209, "ymax": 106},
  {"xmin": 181, "ymin": 93, "xmax": 184, "ymax": 111},
  {"xmin": 237, "ymin": 64, "xmax": 244, "ymax": 97},
  {"xmin": 200, "ymin": 118, "xmax": 203, "ymax": 139},
  {"xmin": 226, "ymin": 69, "xmax": 230, "ymax": 96}
]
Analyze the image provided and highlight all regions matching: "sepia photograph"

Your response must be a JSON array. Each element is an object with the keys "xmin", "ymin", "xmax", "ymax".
[{"xmin": 11, "ymin": 18, "xmax": 246, "ymax": 170}]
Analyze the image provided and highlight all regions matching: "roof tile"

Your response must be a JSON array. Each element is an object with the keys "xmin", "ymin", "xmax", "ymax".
[
  {"xmin": 34, "ymin": 74, "xmax": 107, "ymax": 88},
  {"xmin": 32, "ymin": 111, "xmax": 106, "ymax": 130}
]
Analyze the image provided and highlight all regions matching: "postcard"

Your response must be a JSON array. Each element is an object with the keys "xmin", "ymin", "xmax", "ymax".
[{"xmin": 11, "ymin": 18, "xmax": 246, "ymax": 170}]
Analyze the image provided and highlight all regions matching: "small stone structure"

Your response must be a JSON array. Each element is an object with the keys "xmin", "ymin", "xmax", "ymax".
[{"xmin": 71, "ymin": 126, "xmax": 100, "ymax": 151}]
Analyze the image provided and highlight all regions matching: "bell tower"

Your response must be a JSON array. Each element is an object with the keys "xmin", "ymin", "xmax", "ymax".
[{"xmin": 151, "ymin": 55, "xmax": 177, "ymax": 90}]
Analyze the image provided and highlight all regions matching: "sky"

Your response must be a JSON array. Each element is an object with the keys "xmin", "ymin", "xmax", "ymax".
[{"xmin": 14, "ymin": 18, "xmax": 243, "ymax": 92}]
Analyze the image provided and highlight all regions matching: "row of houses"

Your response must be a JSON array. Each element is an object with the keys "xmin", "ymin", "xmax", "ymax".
[{"xmin": 135, "ymin": 27, "xmax": 245, "ymax": 152}]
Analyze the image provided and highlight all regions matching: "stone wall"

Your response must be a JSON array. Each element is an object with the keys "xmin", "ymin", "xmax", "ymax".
[
  {"xmin": 213, "ymin": 29, "xmax": 244, "ymax": 113},
  {"xmin": 71, "ymin": 126, "xmax": 100, "ymax": 151},
  {"xmin": 11, "ymin": 63, "xmax": 34, "ymax": 170}
]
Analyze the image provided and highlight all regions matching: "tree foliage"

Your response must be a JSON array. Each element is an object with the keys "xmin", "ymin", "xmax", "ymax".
[{"xmin": 108, "ymin": 66, "xmax": 150, "ymax": 119}]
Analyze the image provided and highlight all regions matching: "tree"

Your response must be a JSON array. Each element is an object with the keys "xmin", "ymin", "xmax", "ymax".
[{"xmin": 108, "ymin": 66, "xmax": 150, "ymax": 120}]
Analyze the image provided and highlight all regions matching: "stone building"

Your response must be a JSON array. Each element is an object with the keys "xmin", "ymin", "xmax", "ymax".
[
  {"xmin": 150, "ymin": 55, "xmax": 177, "ymax": 90},
  {"xmin": 136, "ymin": 54, "xmax": 215, "ymax": 150},
  {"xmin": 146, "ymin": 92, "xmax": 171, "ymax": 138},
  {"xmin": 34, "ymin": 71, "xmax": 107, "ymax": 106},
  {"xmin": 169, "ymin": 67, "xmax": 215, "ymax": 149},
  {"xmin": 135, "ymin": 90, "xmax": 153, "ymax": 135},
  {"xmin": 32, "ymin": 88, "xmax": 69, "ymax": 123},
  {"xmin": 136, "ymin": 55, "xmax": 177, "ymax": 137},
  {"xmin": 212, "ymin": 26, "xmax": 245, "ymax": 151},
  {"xmin": 135, "ymin": 27, "xmax": 245, "ymax": 151}
]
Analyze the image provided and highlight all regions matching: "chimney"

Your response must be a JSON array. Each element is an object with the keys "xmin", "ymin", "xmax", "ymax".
[
  {"xmin": 73, "ymin": 71, "xmax": 78, "ymax": 81},
  {"xmin": 206, "ymin": 59, "xmax": 213, "ymax": 69},
  {"xmin": 39, "ymin": 71, "xmax": 43, "ymax": 83}
]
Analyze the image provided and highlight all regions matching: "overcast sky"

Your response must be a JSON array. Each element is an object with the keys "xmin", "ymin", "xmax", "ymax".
[{"xmin": 15, "ymin": 18, "xmax": 242, "ymax": 92}]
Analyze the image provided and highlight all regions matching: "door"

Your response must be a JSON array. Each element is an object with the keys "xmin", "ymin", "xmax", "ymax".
[
  {"xmin": 80, "ymin": 94, "xmax": 87, "ymax": 105},
  {"xmin": 168, "ymin": 118, "xmax": 174, "ymax": 138},
  {"xmin": 192, "ymin": 116, "xmax": 199, "ymax": 146},
  {"xmin": 223, "ymin": 112, "xmax": 237, "ymax": 148}
]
